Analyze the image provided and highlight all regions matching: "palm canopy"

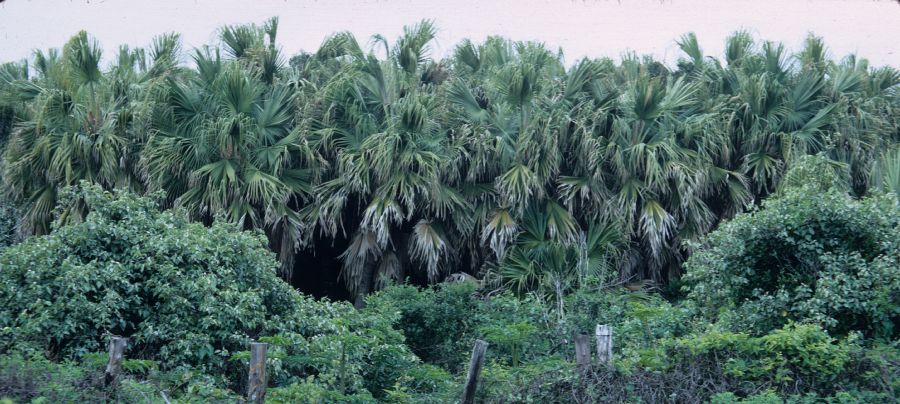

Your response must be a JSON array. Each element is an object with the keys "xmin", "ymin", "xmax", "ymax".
[
  {"xmin": 143, "ymin": 18, "xmax": 316, "ymax": 272},
  {"xmin": 0, "ymin": 31, "xmax": 177, "ymax": 234},
  {"xmin": 1, "ymin": 21, "xmax": 898, "ymax": 302}
]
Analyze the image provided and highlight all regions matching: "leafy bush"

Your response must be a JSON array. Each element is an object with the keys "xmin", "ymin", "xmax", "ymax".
[
  {"xmin": 0, "ymin": 185, "xmax": 449, "ymax": 399},
  {"xmin": 383, "ymin": 364, "xmax": 457, "ymax": 403},
  {"xmin": 252, "ymin": 302, "xmax": 420, "ymax": 400},
  {"xmin": 560, "ymin": 324, "xmax": 895, "ymax": 403},
  {"xmin": 366, "ymin": 282, "xmax": 567, "ymax": 372},
  {"xmin": 365, "ymin": 283, "xmax": 485, "ymax": 371},
  {"xmin": 478, "ymin": 358, "xmax": 577, "ymax": 403},
  {"xmin": 0, "ymin": 184, "xmax": 303, "ymax": 378},
  {"xmin": 0, "ymin": 351, "xmax": 190, "ymax": 404},
  {"xmin": 683, "ymin": 185, "xmax": 900, "ymax": 337},
  {"xmin": 653, "ymin": 323, "xmax": 858, "ymax": 392},
  {"xmin": 562, "ymin": 283, "xmax": 694, "ymax": 346},
  {"xmin": 0, "ymin": 352, "xmax": 106, "ymax": 403},
  {"xmin": 267, "ymin": 378, "xmax": 377, "ymax": 404}
]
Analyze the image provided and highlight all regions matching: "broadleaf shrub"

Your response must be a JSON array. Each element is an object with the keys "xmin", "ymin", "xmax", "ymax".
[
  {"xmin": 683, "ymin": 185, "xmax": 900, "ymax": 338},
  {"xmin": 0, "ymin": 184, "xmax": 425, "ymax": 400},
  {"xmin": 0, "ymin": 184, "xmax": 301, "ymax": 375}
]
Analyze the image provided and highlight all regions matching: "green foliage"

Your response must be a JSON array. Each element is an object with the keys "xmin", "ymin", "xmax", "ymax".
[
  {"xmin": 0, "ymin": 351, "xmax": 197, "ymax": 404},
  {"xmin": 479, "ymin": 321, "xmax": 537, "ymax": 367},
  {"xmin": 563, "ymin": 283, "xmax": 692, "ymax": 344},
  {"xmin": 382, "ymin": 364, "xmax": 456, "ymax": 404},
  {"xmin": 872, "ymin": 147, "xmax": 900, "ymax": 196},
  {"xmin": 571, "ymin": 323, "xmax": 896, "ymax": 403},
  {"xmin": 267, "ymin": 378, "xmax": 377, "ymax": 404},
  {"xmin": 0, "ymin": 184, "xmax": 458, "ymax": 400},
  {"xmin": 711, "ymin": 388, "xmax": 894, "ymax": 403},
  {"xmin": 3, "ymin": 23, "xmax": 898, "ymax": 299},
  {"xmin": 253, "ymin": 302, "xmax": 420, "ymax": 400},
  {"xmin": 684, "ymin": 183, "xmax": 900, "ymax": 338},
  {"xmin": 655, "ymin": 323, "xmax": 858, "ymax": 388},
  {"xmin": 1, "ymin": 21, "xmax": 899, "ymax": 404},
  {"xmin": 778, "ymin": 154, "xmax": 850, "ymax": 194},
  {"xmin": 0, "ymin": 352, "xmax": 106, "ymax": 403},
  {"xmin": 367, "ymin": 282, "xmax": 573, "ymax": 373},
  {"xmin": 0, "ymin": 184, "xmax": 302, "ymax": 378},
  {"xmin": 0, "ymin": 194, "xmax": 16, "ymax": 250},
  {"xmin": 366, "ymin": 279, "xmax": 898, "ymax": 403},
  {"xmin": 478, "ymin": 358, "xmax": 576, "ymax": 403},
  {"xmin": 365, "ymin": 283, "xmax": 483, "ymax": 371}
]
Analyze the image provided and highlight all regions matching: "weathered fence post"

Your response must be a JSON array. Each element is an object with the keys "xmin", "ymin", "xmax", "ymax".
[
  {"xmin": 462, "ymin": 339, "xmax": 489, "ymax": 404},
  {"xmin": 104, "ymin": 336, "xmax": 128, "ymax": 386},
  {"xmin": 247, "ymin": 342, "xmax": 268, "ymax": 404},
  {"xmin": 574, "ymin": 334, "xmax": 592, "ymax": 374},
  {"xmin": 595, "ymin": 324, "xmax": 613, "ymax": 365}
]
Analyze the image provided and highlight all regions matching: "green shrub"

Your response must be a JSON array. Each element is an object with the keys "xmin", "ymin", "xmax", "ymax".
[
  {"xmin": 558, "ymin": 323, "xmax": 897, "ymax": 403},
  {"xmin": 365, "ymin": 283, "xmax": 484, "ymax": 371},
  {"xmin": 0, "ymin": 184, "xmax": 302, "ymax": 378},
  {"xmin": 711, "ymin": 390, "xmax": 895, "ymax": 404},
  {"xmin": 626, "ymin": 323, "xmax": 897, "ymax": 400},
  {"xmin": 3, "ymin": 347, "xmax": 302, "ymax": 403},
  {"xmin": 0, "ymin": 352, "xmax": 105, "ymax": 403},
  {"xmin": 382, "ymin": 364, "xmax": 457, "ymax": 404},
  {"xmin": 0, "ymin": 191, "xmax": 17, "ymax": 250},
  {"xmin": 563, "ymin": 284, "xmax": 694, "ymax": 347},
  {"xmin": 658, "ymin": 323, "xmax": 857, "ymax": 389},
  {"xmin": 0, "ymin": 184, "xmax": 425, "ymax": 400},
  {"xmin": 478, "ymin": 358, "xmax": 576, "ymax": 403},
  {"xmin": 683, "ymin": 185, "xmax": 900, "ymax": 337},
  {"xmin": 710, "ymin": 391, "xmax": 784, "ymax": 404},
  {"xmin": 267, "ymin": 378, "xmax": 377, "ymax": 404},
  {"xmin": 367, "ymin": 283, "xmax": 565, "ymax": 372},
  {"xmin": 252, "ymin": 302, "xmax": 421, "ymax": 400}
]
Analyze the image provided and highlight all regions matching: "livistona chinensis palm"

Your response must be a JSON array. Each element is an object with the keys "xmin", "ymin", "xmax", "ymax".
[{"xmin": 0, "ymin": 20, "xmax": 897, "ymax": 303}]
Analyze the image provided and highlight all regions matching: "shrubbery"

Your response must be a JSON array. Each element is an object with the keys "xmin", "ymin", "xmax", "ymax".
[
  {"xmin": 0, "ymin": 170, "xmax": 897, "ymax": 403},
  {"xmin": 0, "ymin": 185, "xmax": 434, "ymax": 401},
  {"xmin": 0, "ymin": 184, "xmax": 302, "ymax": 375},
  {"xmin": 357, "ymin": 177, "xmax": 900, "ymax": 403},
  {"xmin": 0, "ymin": 185, "xmax": 16, "ymax": 250},
  {"xmin": 684, "ymin": 184, "xmax": 900, "ymax": 338},
  {"xmin": 0, "ymin": 20, "xmax": 898, "ymax": 404}
]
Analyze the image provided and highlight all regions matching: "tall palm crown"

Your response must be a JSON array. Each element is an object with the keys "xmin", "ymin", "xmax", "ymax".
[
  {"xmin": 1, "ymin": 22, "xmax": 897, "ymax": 302},
  {"xmin": 0, "ymin": 31, "xmax": 178, "ymax": 234},
  {"xmin": 143, "ymin": 18, "xmax": 316, "ymax": 273}
]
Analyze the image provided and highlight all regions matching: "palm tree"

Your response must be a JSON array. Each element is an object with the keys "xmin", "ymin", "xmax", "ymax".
[
  {"xmin": 302, "ymin": 21, "xmax": 472, "ymax": 303},
  {"xmin": 0, "ymin": 31, "xmax": 169, "ymax": 234},
  {"xmin": 143, "ymin": 19, "xmax": 316, "ymax": 275},
  {"xmin": 2, "ymin": 23, "xmax": 899, "ymax": 301}
]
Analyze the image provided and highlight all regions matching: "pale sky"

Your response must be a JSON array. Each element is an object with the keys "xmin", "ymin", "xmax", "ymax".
[{"xmin": 1, "ymin": 0, "xmax": 899, "ymax": 68}]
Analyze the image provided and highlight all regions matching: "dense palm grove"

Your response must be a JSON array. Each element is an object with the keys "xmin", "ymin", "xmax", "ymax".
[{"xmin": 0, "ymin": 19, "xmax": 899, "ymax": 403}]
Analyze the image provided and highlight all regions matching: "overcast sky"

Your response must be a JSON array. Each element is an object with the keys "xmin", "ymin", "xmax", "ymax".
[{"xmin": 1, "ymin": 0, "xmax": 898, "ymax": 68}]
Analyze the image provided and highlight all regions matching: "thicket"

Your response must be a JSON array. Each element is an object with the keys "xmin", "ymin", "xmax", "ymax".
[
  {"xmin": 0, "ymin": 19, "xmax": 898, "ymax": 403},
  {"xmin": 1, "ymin": 19, "xmax": 898, "ymax": 303},
  {"xmin": 0, "ymin": 186, "xmax": 434, "ymax": 402},
  {"xmin": 0, "ymin": 182, "xmax": 898, "ymax": 402}
]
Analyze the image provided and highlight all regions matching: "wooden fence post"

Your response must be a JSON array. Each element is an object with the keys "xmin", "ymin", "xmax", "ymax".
[
  {"xmin": 462, "ymin": 339, "xmax": 489, "ymax": 404},
  {"xmin": 247, "ymin": 342, "xmax": 268, "ymax": 404},
  {"xmin": 104, "ymin": 336, "xmax": 128, "ymax": 386},
  {"xmin": 574, "ymin": 334, "xmax": 592, "ymax": 374},
  {"xmin": 595, "ymin": 324, "xmax": 613, "ymax": 365}
]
